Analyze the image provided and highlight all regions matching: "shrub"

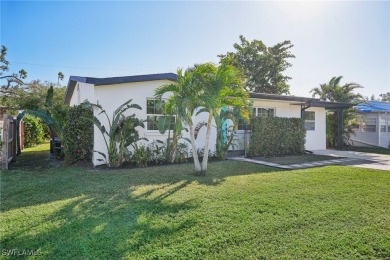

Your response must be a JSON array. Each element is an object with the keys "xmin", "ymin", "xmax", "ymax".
[
  {"xmin": 248, "ymin": 117, "xmax": 306, "ymax": 157},
  {"xmin": 23, "ymin": 115, "xmax": 47, "ymax": 147},
  {"xmin": 62, "ymin": 105, "xmax": 93, "ymax": 165},
  {"xmin": 133, "ymin": 145, "xmax": 152, "ymax": 167}
]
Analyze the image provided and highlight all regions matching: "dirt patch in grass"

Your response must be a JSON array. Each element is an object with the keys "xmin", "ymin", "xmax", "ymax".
[{"xmin": 251, "ymin": 154, "xmax": 340, "ymax": 165}]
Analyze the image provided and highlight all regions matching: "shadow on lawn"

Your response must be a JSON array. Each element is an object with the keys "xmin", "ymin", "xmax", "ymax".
[{"xmin": 1, "ymin": 148, "xmax": 281, "ymax": 258}]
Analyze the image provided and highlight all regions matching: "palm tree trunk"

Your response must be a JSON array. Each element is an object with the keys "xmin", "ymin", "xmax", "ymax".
[
  {"xmin": 201, "ymin": 111, "xmax": 213, "ymax": 175},
  {"xmin": 189, "ymin": 122, "xmax": 201, "ymax": 173},
  {"xmin": 170, "ymin": 128, "xmax": 178, "ymax": 163}
]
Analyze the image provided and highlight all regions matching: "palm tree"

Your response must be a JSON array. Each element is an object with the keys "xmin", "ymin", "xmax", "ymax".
[
  {"xmin": 196, "ymin": 63, "xmax": 249, "ymax": 173},
  {"xmin": 155, "ymin": 67, "xmax": 204, "ymax": 172},
  {"xmin": 311, "ymin": 76, "xmax": 363, "ymax": 147},
  {"xmin": 57, "ymin": 72, "xmax": 64, "ymax": 87}
]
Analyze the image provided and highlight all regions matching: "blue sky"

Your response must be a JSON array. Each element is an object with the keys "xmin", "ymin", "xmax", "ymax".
[{"xmin": 1, "ymin": 1, "xmax": 389, "ymax": 98}]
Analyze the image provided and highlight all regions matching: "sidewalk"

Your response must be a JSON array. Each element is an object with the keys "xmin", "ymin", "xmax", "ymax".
[
  {"xmin": 312, "ymin": 150, "xmax": 390, "ymax": 171},
  {"xmin": 229, "ymin": 156, "xmax": 360, "ymax": 170}
]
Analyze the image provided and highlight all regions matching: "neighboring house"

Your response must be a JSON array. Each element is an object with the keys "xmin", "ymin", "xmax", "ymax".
[
  {"xmin": 65, "ymin": 73, "xmax": 350, "ymax": 165},
  {"xmin": 351, "ymin": 101, "xmax": 390, "ymax": 148}
]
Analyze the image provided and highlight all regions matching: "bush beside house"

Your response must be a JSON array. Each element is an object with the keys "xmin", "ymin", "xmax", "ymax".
[
  {"xmin": 248, "ymin": 117, "xmax": 306, "ymax": 157},
  {"xmin": 62, "ymin": 105, "xmax": 93, "ymax": 165}
]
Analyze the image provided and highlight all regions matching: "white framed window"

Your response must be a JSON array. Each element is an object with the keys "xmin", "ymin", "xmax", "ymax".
[
  {"xmin": 146, "ymin": 99, "xmax": 175, "ymax": 131},
  {"xmin": 237, "ymin": 118, "xmax": 246, "ymax": 131},
  {"xmin": 252, "ymin": 107, "xmax": 275, "ymax": 118},
  {"xmin": 362, "ymin": 118, "xmax": 376, "ymax": 132},
  {"xmin": 304, "ymin": 111, "xmax": 315, "ymax": 131},
  {"xmin": 380, "ymin": 118, "xmax": 387, "ymax": 132}
]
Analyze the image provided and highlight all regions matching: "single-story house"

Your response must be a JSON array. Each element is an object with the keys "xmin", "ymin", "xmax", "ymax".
[
  {"xmin": 65, "ymin": 73, "xmax": 350, "ymax": 165},
  {"xmin": 350, "ymin": 101, "xmax": 390, "ymax": 148}
]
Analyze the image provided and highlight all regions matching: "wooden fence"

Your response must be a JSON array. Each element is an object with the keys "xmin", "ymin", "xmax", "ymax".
[{"xmin": 1, "ymin": 114, "xmax": 17, "ymax": 170}]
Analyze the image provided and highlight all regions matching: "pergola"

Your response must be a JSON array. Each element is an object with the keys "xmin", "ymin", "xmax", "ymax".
[{"xmin": 249, "ymin": 93, "xmax": 353, "ymax": 149}]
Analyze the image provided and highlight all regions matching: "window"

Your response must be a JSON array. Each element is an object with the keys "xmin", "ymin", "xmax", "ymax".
[
  {"xmin": 252, "ymin": 107, "xmax": 275, "ymax": 118},
  {"xmin": 146, "ymin": 99, "xmax": 175, "ymax": 131},
  {"xmin": 361, "ymin": 118, "xmax": 376, "ymax": 132},
  {"xmin": 380, "ymin": 119, "xmax": 386, "ymax": 132},
  {"xmin": 304, "ymin": 111, "xmax": 315, "ymax": 131},
  {"xmin": 237, "ymin": 118, "xmax": 246, "ymax": 130}
]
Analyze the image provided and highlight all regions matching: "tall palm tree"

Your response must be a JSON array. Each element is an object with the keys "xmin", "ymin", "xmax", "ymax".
[
  {"xmin": 155, "ymin": 67, "xmax": 204, "ymax": 172},
  {"xmin": 311, "ymin": 76, "xmax": 363, "ymax": 147},
  {"xmin": 57, "ymin": 72, "xmax": 64, "ymax": 87},
  {"xmin": 196, "ymin": 63, "xmax": 249, "ymax": 174}
]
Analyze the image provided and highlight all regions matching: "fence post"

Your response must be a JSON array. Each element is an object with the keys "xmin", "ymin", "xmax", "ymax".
[{"xmin": 1, "ymin": 114, "xmax": 9, "ymax": 170}]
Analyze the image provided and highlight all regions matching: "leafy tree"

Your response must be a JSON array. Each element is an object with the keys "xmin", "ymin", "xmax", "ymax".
[
  {"xmin": 156, "ymin": 63, "xmax": 249, "ymax": 175},
  {"xmin": 196, "ymin": 63, "xmax": 250, "ymax": 171},
  {"xmin": 155, "ymin": 66, "xmax": 206, "ymax": 173},
  {"xmin": 219, "ymin": 35, "xmax": 295, "ymax": 94},
  {"xmin": 82, "ymin": 99, "xmax": 146, "ymax": 168},
  {"xmin": 0, "ymin": 45, "xmax": 27, "ymax": 110},
  {"xmin": 380, "ymin": 92, "xmax": 390, "ymax": 102},
  {"xmin": 311, "ymin": 76, "xmax": 363, "ymax": 147}
]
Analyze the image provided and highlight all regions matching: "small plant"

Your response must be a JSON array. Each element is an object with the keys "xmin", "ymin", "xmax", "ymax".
[
  {"xmin": 133, "ymin": 144, "xmax": 152, "ymax": 167},
  {"xmin": 82, "ymin": 99, "xmax": 145, "ymax": 168}
]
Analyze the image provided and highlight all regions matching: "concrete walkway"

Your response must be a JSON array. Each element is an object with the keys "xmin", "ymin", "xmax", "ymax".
[
  {"xmin": 312, "ymin": 150, "xmax": 390, "ymax": 171},
  {"xmin": 229, "ymin": 156, "xmax": 359, "ymax": 170}
]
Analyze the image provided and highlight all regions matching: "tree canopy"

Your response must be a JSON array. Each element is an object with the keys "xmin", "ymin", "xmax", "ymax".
[{"xmin": 219, "ymin": 35, "xmax": 295, "ymax": 95}]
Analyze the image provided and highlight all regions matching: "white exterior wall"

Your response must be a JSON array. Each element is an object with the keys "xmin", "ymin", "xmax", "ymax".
[
  {"xmin": 69, "ymin": 80, "xmax": 327, "ymax": 165},
  {"xmin": 92, "ymin": 80, "xmax": 215, "ymax": 165},
  {"xmin": 250, "ymin": 99, "xmax": 326, "ymax": 151},
  {"xmin": 351, "ymin": 112, "xmax": 390, "ymax": 148},
  {"xmin": 69, "ymin": 82, "xmax": 94, "ymax": 106}
]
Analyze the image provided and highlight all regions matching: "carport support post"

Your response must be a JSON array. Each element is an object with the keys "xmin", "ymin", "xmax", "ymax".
[{"xmin": 336, "ymin": 109, "xmax": 344, "ymax": 150}]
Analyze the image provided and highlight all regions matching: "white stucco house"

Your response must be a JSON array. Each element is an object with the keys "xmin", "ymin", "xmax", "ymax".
[
  {"xmin": 349, "ymin": 101, "xmax": 390, "ymax": 148},
  {"xmin": 65, "ymin": 73, "xmax": 350, "ymax": 165}
]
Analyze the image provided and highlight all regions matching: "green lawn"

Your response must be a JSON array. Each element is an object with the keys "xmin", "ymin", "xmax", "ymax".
[
  {"xmin": 253, "ymin": 154, "xmax": 338, "ymax": 165},
  {"xmin": 1, "ymin": 145, "xmax": 389, "ymax": 259}
]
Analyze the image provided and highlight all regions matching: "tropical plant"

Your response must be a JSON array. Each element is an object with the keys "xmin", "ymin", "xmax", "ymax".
[
  {"xmin": 195, "ymin": 63, "xmax": 250, "ymax": 173},
  {"xmin": 311, "ymin": 76, "xmax": 363, "ymax": 148},
  {"xmin": 154, "ymin": 66, "xmax": 205, "ymax": 173},
  {"xmin": 214, "ymin": 107, "xmax": 249, "ymax": 159},
  {"xmin": 82, "ymin": 99, "xmax": 145, "ymax": 168}
]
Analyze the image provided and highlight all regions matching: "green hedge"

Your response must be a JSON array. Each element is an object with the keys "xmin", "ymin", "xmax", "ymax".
[
  {"xmin": 248, "ymin": 117, "xmax": 306, "ymax": 157},
  {"xmin": 23, "ymin": 115, "xmax": 47, "ymax": 147},
  {"xmin": 62, "ymin": 105, "xmax": 93, "ymax": 165}
]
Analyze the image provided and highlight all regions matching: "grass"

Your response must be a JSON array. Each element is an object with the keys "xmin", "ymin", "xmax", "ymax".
[
  {"xmin": 346, "ymin": 146, "xmax": 390, "ymax": 155},
  {"xmin": 252, "ymin": 154, "xmax": 338, "ymax": 165},
  {"xmin": 1, "ymin": 144, "xmax": 389, "ymax": 259}
]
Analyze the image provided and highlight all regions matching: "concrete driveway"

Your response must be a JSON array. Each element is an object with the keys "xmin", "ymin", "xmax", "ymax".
[{"xmin": 312, "ymin": 149, "xmax": 390, "ymax": 171}]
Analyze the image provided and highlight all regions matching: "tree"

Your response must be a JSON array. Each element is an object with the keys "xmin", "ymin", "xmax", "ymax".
[
  {"xmin": 196, "ymin": 63, "xmax": 250, "ymax": 172},
  {"xmin": 155, "ymin": 66, "xmax": 207, "ymax": 173},
  {"xmin": 156, "ymin": 63, "xmax": 249, "ymax": 175},
  {"xmin": 311, "ymin": 76, "xmax": 363, "ymax": 147},
  {"xmin": 219, "ymin": 35, "xmax": 295, "ymax": 94},
  {"xmin": 380, "ymin": 92, "xmax": 390, "ymax": 102},
  {"xmin": 82, "ymin": 99, "xmax": 146, "ymax": 168},
  {"xmin": 57, "ymin": 72, "xmax": 64, "ymax": 87},
  {"xmin": 0, "ymin": 45, "xmax": 27, "ymax": 110}
]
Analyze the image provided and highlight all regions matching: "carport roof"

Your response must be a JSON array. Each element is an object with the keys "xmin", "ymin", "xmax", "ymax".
[{"xmin": 249, "ymin": 93, "xmax": 353, "ymax": 109}]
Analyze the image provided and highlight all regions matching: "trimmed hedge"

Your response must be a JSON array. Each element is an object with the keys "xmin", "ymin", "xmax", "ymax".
[
  {"xmin": 248, "ymin": 117, "xmax": 306, "ymax": 157},
  {"xmin": 62, "ymin": 105, "xmax": 93, "ymax": 165}
]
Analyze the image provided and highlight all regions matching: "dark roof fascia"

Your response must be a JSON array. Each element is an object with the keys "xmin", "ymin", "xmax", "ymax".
[
  {"xmin": 64, "ymin": 73, "xmax": 178, "ymax": 105},
  {"xmin": 249, "ymin": 93, "xmax": 352, "ymax": 109}
]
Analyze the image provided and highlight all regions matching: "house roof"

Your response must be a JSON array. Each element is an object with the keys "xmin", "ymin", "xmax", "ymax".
[
  {"xmin": 64, "ymin": 73, "xmax": 178, "ymax": 105},
  {"xmin": 249, "ymin": 93, "xmax": 352, "ymax": 109},
  {"xmin": 64, "ymin": 73, "xmax": 352, "ymax": 110},
  {"xmin": 355, "ymin": 101, "xmax": 390, "ymax": 113}
]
